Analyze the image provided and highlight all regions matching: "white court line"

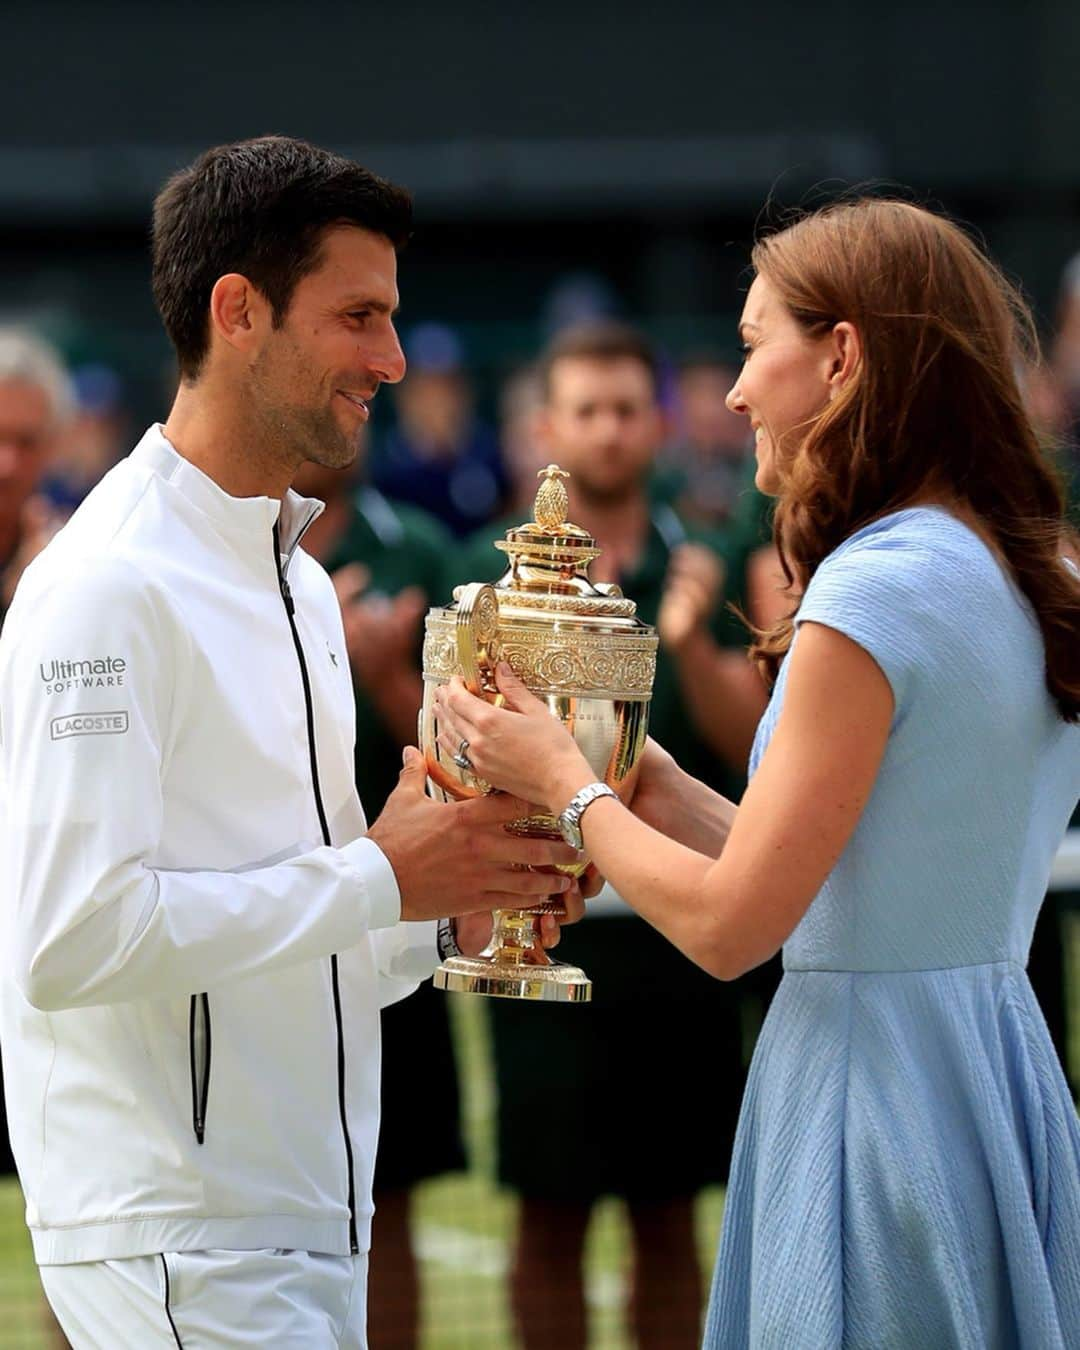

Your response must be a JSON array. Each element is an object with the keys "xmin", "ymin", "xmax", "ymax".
[{"xmin": 414, "ymin": 1223, "xmax": 628, "ymax": 1307}]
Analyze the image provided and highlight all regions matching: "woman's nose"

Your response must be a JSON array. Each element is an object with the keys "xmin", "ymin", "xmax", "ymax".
[{"xmin": 725, "ymin": 382, "xmax": 747, "ymax": 415}]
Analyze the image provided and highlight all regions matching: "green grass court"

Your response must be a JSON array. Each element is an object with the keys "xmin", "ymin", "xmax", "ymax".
[{"xmin": 2, "ymin": 919, "xmax": 1078, "ymax": 1348}]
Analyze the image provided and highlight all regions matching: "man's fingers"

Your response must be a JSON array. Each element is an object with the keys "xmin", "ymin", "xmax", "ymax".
[
  {"xmin": 487, "ymin": 836, "xmax": 581, "ymax": 869},
  {"xmin": 579, "ymin": 864, "xmax": 605, "ymax": 899},
  {"xmin": 463, "ymin": 791, "xmax": 543, "ymax": 826},
  {"xmin": 556, "ymin": 882, "xmax": 586, "ymax": 925},
  {"xmin": 537, "ymin": 913, "xmax": 561, "ymax": 949},
  {"xmin": 395, "ymin": 745, "xmax": 429, "ymax": 791},
  {"xmin": 486, "ymin": 869, "xmax": 574, "ymax": 898},
  {"xmin": 332, "ymin": 561, "xmax": 371, "ymax": 606}
]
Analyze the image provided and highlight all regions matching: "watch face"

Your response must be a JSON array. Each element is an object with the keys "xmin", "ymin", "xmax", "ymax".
[{"xmin": 559, "ymin": 816, "xmax": 582, "ymax": 850}]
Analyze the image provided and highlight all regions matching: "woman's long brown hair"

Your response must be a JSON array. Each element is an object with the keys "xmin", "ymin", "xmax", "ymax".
[{"xmin": 749, "ymin": 197, "xmax": 1080, "ymax": 721}]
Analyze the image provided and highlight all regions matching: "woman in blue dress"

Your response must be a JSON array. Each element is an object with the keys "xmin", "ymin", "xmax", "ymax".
[{"xmin": 432, "ymin": 198, "xmax": 1080, "ymax": 1347}]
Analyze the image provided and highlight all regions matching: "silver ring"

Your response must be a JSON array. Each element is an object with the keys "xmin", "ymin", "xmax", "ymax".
[{"xmin": 451, "ymin": 737, "xmax": 473, "ymax": 772}]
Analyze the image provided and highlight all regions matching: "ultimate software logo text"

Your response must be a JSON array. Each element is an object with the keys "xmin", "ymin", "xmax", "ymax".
[{"xmin": 40, "ymin": 657, "xmax": 127, "ymax": 695}]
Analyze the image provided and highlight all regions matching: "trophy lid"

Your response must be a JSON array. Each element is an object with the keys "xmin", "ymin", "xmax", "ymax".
[{"xmin": 488, "ymin": 465, "xmax": 635, "ymax": 614}]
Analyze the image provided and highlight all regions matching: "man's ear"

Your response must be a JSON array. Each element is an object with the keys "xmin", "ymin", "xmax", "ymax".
[
  {"xmin": 208, "ymin": 273, "xmax": 270, "ymax": 358},
  {"xmin": 827, "ymin": 320, "xmax": 862, "ymax": 395}
]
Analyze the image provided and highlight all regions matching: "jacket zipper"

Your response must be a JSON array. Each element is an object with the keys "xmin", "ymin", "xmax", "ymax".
[
  {"xmin": 188, "ymin": 992, "xmax": 211, "ymax": 1144},
  {"xmin": 273, "ymin": 522, "xmax": 359, "ymax": 1256}
]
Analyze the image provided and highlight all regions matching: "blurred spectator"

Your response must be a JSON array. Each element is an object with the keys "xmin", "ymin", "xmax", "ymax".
[
  {"xmin": 453, "ymin": 321, "xmax": 769, "ymax": 1349},
  {"xmin": 1053, "ymin": 252, "xmax": 1080, "ymax": 416},
  {"xmin": 292, "ymin": 431, "xmax": 465, "ymax": 1350},
  {"xmin": 0, "ymin": 327, "xmax": 73, "ymax": 1348},
  {"xmin": 41, "ymin": 362, "xmax": 130, "ymax": 513},
  {"xmin": 1051, "ymin": 253, "xmax": 1080, "ymax": 515},
  {"xmin": 372, "ymin": 321, "xmax": 507, "ymax": 537},
  {"xmin": 497, "ymin": 363, "xmax": 547, "ymax": 514},
  {"xmin": 0, "ymin": 329, "xmax": 73, "ymax": 622},
  {"xmin": 665, "ymin": 355, "xmax": 754, "ymax": 525},
  {"xmin": 540, "ymin": 271, "xmax": 620, "ymax": 338},
  {"xmin": 1026, "ymin": 256, "xmax": 1080, "ymax": 1092}
]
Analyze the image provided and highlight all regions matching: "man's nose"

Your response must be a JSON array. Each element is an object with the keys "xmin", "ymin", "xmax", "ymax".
[
  {"xmin": 376, "ymin": 332, "xmax": 407, "ymax": 386},
  {"xmin": 592, "ymin": 408, "xmax": 623, "ymax": 443},
  {"xmin": 0, "ymin": 442, "xmax": 20, "ymax": 479}
]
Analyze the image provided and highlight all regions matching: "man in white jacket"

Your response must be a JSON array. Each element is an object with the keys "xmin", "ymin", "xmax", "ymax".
[{"xmin": 0, "ymin": 136, "xmax": 581, "ymax": 1348}]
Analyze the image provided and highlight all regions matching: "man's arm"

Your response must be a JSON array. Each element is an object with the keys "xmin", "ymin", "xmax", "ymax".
[{"xmin": 2, "ymin": 559, "xmax": 575, "ymax": 1012}]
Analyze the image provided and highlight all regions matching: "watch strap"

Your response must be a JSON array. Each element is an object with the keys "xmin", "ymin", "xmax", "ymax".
[
  {"xmin": 559, "ymin": 781, "xmax": 617, "ymax": 844},
  {"xmin": 436, "ymin": 916, "xmax": 462, "ymax": 961}
]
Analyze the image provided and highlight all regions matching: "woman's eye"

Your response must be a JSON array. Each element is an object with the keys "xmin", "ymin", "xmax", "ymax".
[{"xmin": 738, "ymin": 342, "xmax": 753, "ymax": 362}]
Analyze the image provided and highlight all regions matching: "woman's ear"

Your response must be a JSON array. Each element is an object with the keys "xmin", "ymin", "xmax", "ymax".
[{"xmin": 828, "ymin": 321, "xmax": 861, "ymax": 397}]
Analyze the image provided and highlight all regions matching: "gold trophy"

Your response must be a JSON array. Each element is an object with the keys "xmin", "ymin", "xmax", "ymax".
[{"xmin": 420, "ymin": 465, "xmax": 657, "ymax": 1002}]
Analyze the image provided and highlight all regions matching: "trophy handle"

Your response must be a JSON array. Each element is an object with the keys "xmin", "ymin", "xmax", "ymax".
[{"xmin": 455, "ymin": 582, "xmax": 500, "ymax": 695}]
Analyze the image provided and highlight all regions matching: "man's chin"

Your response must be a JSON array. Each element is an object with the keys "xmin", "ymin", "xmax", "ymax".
[
  {"xmin": 574, "ymin": 476, "xmax": 641, "ymax": 506},
  {"xmin": 312, "ymin": 420, "xmax": 363, "ymax": 471}
]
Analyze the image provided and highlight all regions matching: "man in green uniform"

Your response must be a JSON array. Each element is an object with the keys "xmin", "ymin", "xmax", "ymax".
[
  {"xmin": 452, "ymin": 321, "xmax": 769, "ymax": 1350},
  {"xmin": 294, "ymin": 440, "xmax": 464, "ymax": 1349}
]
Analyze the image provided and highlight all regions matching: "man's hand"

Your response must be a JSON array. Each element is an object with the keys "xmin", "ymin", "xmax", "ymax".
[
  {"xmin": 657, "ymin": 542, "xmax": 725, "ymax": 652},
  {"xmin": 1, "ymin": 495, "xmax": 64, "ymax": 608},
  {"xmin": 332, "ymin": 562, "xmax": 427, "ymax": 692},
  {"xmin": 368, "ymin": 748, "xmax": 586, "ymax": 922},
  {"xmin": 454, "ymin": 889, "xmax": 587, "ymax": 958}
]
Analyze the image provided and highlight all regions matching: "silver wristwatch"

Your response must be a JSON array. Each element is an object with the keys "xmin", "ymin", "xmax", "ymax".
[{"xmin": 557, "ymin": 782, "xmax": 617, "ymax": 850}]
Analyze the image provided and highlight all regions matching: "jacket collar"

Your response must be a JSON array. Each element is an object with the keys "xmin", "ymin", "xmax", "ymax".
[{"xmin": 131, "ymin": 425, "xmax": 324, "ymax": 558}]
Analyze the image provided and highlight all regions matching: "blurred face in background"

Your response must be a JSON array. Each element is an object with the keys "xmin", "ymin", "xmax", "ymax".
[
  {"xmin": 0, "ymin": 378, "xmax": 55, "ymax": 541},
  {"xmin": 677, "ymin": 362, "xmax": 748, "ymax": 459},
  {"xmin": 393, "ymin": 370, "xmax": 473, "ymax": 457},
  {"xmin": 247, "ymin": 225, "xmax": 406, "ymax": 471},
  {"xmin": 539, "ymin": 355, "xmax": 662, "ymax": 504},
  {"xmin": 726, "ymin": 274, "xmax": 836, "ymax": 494}
]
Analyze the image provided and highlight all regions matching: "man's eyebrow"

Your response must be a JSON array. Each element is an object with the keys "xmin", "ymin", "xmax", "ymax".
[{"xmin": 342, "ymin": 297, "xmax": 401, "ymax": 316}]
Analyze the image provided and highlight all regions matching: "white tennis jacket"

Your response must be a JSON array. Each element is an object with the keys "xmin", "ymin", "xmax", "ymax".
[{"xmin": 0, "ymin": 425, "xmax": 439, "ymax": 1265}]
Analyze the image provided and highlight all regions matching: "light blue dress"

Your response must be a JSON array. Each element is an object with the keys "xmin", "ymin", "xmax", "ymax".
[{"xmin": 704, "ymin": 509, "xmax": 1080, "ymax": 1349}]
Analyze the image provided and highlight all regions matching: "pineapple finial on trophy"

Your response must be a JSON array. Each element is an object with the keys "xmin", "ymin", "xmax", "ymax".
[{"xmin": 534, "ymin": 464, "xmax": 570, "ymax": 532}]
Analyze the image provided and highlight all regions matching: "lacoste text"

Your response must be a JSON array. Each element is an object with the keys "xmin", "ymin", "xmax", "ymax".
[{"xmin": 50, "ymin": 711, "xmax": 130, "ymax": 741}]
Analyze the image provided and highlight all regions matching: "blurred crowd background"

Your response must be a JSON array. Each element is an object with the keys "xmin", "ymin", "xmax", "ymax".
[{"xmin": 2, "ymin": 2, "xmax": 1080, "ymax": 1347}]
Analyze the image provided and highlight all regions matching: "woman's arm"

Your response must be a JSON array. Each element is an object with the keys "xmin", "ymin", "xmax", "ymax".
[
  {"xmin": 435, "ymin": 620, "xmax": 892, "ymax": 979},
  {"xmin": 629, "ymin": 738, "xmax": 738, "ymax": 857}
]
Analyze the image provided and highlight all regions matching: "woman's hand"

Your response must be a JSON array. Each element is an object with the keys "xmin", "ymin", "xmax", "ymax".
[{"xmin": 434, "ymin": 662, "xmax": 596, "ymax": 813}]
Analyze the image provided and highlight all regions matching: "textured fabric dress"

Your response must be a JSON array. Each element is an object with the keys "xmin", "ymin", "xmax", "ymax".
[{"xmin": 704, "ymin": 509, "xmax": 1080, "ymax": 1349}]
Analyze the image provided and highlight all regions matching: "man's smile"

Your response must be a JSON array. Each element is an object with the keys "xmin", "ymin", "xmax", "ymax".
[{"xmin": 337, "ymin": 390, "xmax": 371, "ymax": 420}]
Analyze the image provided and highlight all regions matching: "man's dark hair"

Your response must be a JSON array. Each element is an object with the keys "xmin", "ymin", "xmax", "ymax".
[
  {"xmin": 539, "ymin": 320, "xmax": 660, "ymax": 401},
  {"xmin": 151, "ymin": 135, "xmax": 413, "ymax": 380}
]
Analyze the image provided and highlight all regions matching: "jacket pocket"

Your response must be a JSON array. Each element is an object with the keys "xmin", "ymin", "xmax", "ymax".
[{"xmin": 188, "ymin": 993, "xmax": 212, "ymax": 1144}]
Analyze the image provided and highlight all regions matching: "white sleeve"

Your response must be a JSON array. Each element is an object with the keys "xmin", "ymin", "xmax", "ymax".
[
  {"xmin": 370, "ymin": 921, "xmax": 441, "ymax": 1008},
  {"xmin": 333, "ymin": 788, "xmax": 440, "ymax": 1008},
  {"xmin": 1, "ymin": 558, "xmax": 401, "ymax": 1012}
]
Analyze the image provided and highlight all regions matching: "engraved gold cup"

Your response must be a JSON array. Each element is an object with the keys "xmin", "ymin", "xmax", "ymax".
[{"xmin": 420, "ymin": 465, "xmax": 657, "ymax": 1002}]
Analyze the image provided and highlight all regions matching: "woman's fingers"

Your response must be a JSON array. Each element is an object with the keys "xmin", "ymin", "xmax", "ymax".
[{"xmin": 493, "ymin": 661, "xmax": 544, "ymax": 713}]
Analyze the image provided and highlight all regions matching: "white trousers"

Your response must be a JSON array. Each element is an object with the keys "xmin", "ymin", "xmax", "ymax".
[{"xmin": 40, "ymin": 1248, "xmax": 369, "ymax": 1349}]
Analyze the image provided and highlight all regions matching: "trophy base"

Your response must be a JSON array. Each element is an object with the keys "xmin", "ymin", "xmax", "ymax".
[{"xmin": 433, "ymin": 954, "xmax": 592, "ymax": 1002}]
